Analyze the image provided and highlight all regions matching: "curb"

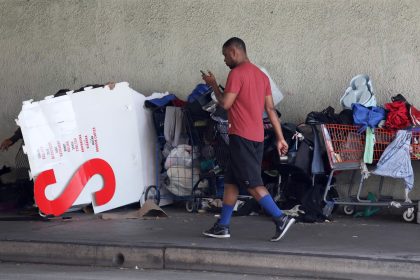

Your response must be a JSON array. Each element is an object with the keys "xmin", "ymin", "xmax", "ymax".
[
  {"xmin": 1, "ymin": 240, "xmax": 420, "ymax": 279},
  {"xmin": 165, "ymin": 247, "xmax": 420, "ymax": 279},
  {"xmin": 0, "ymin": 241, "xmax": 163, "ymax": 269}
]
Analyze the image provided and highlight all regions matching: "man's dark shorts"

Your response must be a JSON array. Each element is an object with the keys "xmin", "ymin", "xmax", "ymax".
[{"xmin": 224, "ymin": 134, "xmax": 264, "ymax": 190}]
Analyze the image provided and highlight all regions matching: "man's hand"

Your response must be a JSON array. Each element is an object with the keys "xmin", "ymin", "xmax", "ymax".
[
  {"xmin": 277, "ymin": 139, "xmax": 288, "ymax": 156},
  {"xmin": 0, "ymin": 139, "xmax": 13, "ymax": 151},
  {"xmin": 201, "ymin": 71, "xmax": 218, "ymax": 89},
  {"xmin": 201, "ymin": 70, "xmax": 236, "ymax": 110}
]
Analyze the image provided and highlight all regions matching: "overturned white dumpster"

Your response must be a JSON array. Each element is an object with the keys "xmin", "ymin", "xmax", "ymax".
[{"xmin": 17, "ymin": 82, "xmax": 156, "ymax": 215}]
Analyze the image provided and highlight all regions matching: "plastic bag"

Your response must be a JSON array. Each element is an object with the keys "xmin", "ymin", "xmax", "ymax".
[
  {"xmin": 164, "ymin": 144, "xmax": 200, "ymax": 169},
  {"xmin": 258, "ymin": 66, "xmax": 283, "ymax": 105}
]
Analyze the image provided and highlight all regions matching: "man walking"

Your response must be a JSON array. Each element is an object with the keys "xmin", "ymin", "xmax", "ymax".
[{"xmin": 201, "ymin": 37, "xmax": 295, "ymax": 241}]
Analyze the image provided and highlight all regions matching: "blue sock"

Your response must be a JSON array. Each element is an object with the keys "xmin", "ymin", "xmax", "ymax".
[
  {"xmin": 258, "ymin": 194, "xmax": 283, "ymax": 218},
  {"xmin": 219, "ymin": 204, "xmax": 235, "ymax": 226}
]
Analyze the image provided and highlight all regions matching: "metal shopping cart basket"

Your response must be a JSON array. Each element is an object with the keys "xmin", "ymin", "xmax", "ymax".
[
  {"xmin": 321, "ymin": 124, "xmax": 420, "ymax": 222},
  {"xmin": 144, "ymin": 106, "xmax": 229, "ymax": 212},
  {"xmin": 186, "ymin": 115, "xmax": 231, "ymax": 212}
]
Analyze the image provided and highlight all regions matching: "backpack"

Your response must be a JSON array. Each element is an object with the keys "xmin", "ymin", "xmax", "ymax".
[
  {"xmin": 300, "ymin": 183, "xmax": 327, "ymax": 222},
  {"xmin": 277, "ymin": 173, "xmax": 338, "ymax": 223},
  {"xmin": 300, "ymin": 176, "xmax": 338, "ymax": 222}
]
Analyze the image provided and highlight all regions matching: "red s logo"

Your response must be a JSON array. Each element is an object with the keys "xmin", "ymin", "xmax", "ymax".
[{"xmin": 34, "ymin": 158, "xmax": 116, "ymax": 216}]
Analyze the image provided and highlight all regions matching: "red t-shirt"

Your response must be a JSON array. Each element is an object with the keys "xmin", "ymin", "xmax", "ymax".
[{"xmin": 224, "ymin": 62, "xmax": 271, "ymax": 142}]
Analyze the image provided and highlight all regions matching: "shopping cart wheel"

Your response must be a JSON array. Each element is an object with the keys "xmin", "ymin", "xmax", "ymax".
[
  {"xmin": 145, "ymin": 185, "xmax": 160, "ymax": 205},
  {"xmin": 186, "ymin": 198, "xmax": 201, "ymax": 213},
  {"xmin": 403, "ymin": 207, "xmax": 416, "ymax": 223},
  {"xmin": 185, "ymin": 201, "xmax": 195, "ymax": 213},
  {"xmin": 343, "ymin": 206, "xmax": 355, "ymax": 216}
]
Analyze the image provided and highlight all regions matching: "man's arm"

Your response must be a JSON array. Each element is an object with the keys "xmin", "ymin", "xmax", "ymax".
[
  {"xmin": 202, "ymin": 71, "xmax": 237, "ymax": 110},
  {"xmin": 10, "ymin": 128, "xmax": 22, "ymax": 143},
  {"xmin": 265, "ymin": 95, "xmax": 288, "ymax": 156},
  {"xmin": 0, "ymin": 128, "xmax": 22, "ymax": 151}
]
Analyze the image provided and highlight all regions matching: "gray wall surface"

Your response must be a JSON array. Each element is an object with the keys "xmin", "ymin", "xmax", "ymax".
[{"xmin": 0, "ymin": 0, "xmax": 419, "ymax": 200}]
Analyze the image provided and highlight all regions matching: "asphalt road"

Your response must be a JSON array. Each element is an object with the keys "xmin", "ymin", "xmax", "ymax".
[{"xmin": 0, "ymin": 262, "xmax": 351, "ymax": 280}]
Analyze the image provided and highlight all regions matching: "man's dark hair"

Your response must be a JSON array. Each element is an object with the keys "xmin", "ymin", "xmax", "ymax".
[{"xmin": 223, "ymin": 37, "xmax": 246, "ymax": 53}]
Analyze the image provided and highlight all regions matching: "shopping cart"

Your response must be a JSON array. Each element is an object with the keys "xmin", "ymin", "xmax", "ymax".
[
  {"xmin": 321, "ymin": 124, "xmax": 420, "ymax": 222},
  {"xmin": 186, "ymin": 115, "xmax": 230, "ymax": 212},
  {"xmin": 144, "ymin": 106, "xmax": 229, "ymax": 212}
]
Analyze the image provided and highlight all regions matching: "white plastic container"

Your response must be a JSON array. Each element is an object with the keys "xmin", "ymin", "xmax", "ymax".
[{"xmin": 18, "ymin": 82, "xmax": 156, "ymax": 215}]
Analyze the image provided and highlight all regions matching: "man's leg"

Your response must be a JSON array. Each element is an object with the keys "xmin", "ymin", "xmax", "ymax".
[
  {"xmin": 248, "ymin": 186, "xmax": 295, "ymax": 242},
  {"xmin": 203, "ymin": 183, "xmax": 238, "ymax": 238},
  {"xmin": 218, "ymin": 183, "xmax": 239, "ymax": 226},
  {"xmin": 247, "ymin": 186, "xmax": 282, "ymax": 218}
]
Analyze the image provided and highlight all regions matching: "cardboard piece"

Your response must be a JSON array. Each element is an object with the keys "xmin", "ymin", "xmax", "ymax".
[
  {"xmin": 101, "ymin": 200, "xmax": 168, "ymax": 220},
  {"xmin": 138, "ymin": 200, "xmax": 168, "ymax": 218}
]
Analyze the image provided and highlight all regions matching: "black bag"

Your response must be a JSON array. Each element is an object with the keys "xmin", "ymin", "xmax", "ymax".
[
  {"xmin": 0, "ymin": 166, "xmax": 11, "ymax": 178},
  {"xmin": 277, "ymin": 172, "xmax": 312, "ymax": 210},
  {"xmin": 391, "ymin": 94, "xmax": 407, "ymax": 102},
  {"xmin": 286, "ymin": 124, "xmax": 315, "ymax": 176},
  {"xmin": 299, "ymin": 176, "xmax": 338, "ymax": 223},
  {"xmin": 0, "ymin": 179, "xmax": 34, "ymax": 210},
  {"xmin": 338, "ymin": 109, "xmax": 354, "ymax": 125},
  {"xmin": 185, "ymin": 88, "xmax": 213, "ymax": 121},
  {"xmin": 300, "ymin": 183, "xmax": 327, "ymax": 223},
  {"xmin": 151, "ymin": 107, "xmax": 166, "ymax": 146},
  {"xmin": 305, "ymin": 106, "xmax": 341, "ymax": 125},
  {"xmin": 235, "ymin": 198, "xmax": 260, "ymax": 216}
]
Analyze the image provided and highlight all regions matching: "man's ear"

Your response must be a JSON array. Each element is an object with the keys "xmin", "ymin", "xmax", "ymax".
[{"xmin": 230, "ymin": 47, "xmax": 238, "ymax": 58}]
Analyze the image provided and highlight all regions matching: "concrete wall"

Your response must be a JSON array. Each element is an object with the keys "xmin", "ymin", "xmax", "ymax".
[{"xmin": 0, "ymin": 0, "xmax": 419, "ymax": 200}]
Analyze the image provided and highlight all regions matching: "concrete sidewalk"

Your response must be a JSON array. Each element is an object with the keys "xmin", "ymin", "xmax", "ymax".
[{"xmin": 0, "ymin": 206, "xmax": 420, "ymax": 279}]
